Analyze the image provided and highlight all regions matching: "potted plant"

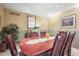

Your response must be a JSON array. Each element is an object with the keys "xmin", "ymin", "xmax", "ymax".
[
  {"xmin": 0, "ymin": 32, "xmax": 6, "ymax": 52},
  {"xmin": 2, "ymin": 24, "xmax": 19, "ymax": 41},
  {"xmin": 0, "ymin": 24, "xmax": 19, "ymax": 52}
]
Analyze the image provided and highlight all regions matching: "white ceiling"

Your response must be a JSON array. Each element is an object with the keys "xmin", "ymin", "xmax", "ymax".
[{"xmin": 0, "ymin": 3, "xmax": 77, "ymax": 17}]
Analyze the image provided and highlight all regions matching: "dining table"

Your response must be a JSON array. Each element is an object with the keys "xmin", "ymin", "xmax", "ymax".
[{"xmin": 19, "ymin": 37, "xmax": 55, "ymax": 56}]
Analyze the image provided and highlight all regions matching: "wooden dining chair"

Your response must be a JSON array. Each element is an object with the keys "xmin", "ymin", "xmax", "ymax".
[
  {"xmin": 37, "ymin": 31, "xmax": 67, "ymax": 56},
  {"xmin": 5, "ymin": 34, "xmax": 26, "ymax": 56},
  {"xmin": 40, "ymin": 32, "xmax": 46, "ymax": 38},
  {"xmin": 30, "ymin": 32, "xmax": 38, "ymax": 39},
  {"xmin": 61, "ymin": 32, "xmax": 76, "ymax": 56},
  {"xmin": 50, "ymin": 32, "xmax": 67, "ymax": 56}
]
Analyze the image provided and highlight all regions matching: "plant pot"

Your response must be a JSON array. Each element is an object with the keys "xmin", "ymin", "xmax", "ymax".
[{"xmin": 0, "ymin": 43, "xmax": 6, "ymax": 52}]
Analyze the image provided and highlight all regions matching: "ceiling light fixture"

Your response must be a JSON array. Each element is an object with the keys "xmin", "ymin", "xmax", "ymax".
[
  {"xmin": 56, "ymin": 5, "xmax": 59, "ymax": 8},
  {"xmin": 37, "ymin": 6, "xmax": 41, "ymax": 9}
]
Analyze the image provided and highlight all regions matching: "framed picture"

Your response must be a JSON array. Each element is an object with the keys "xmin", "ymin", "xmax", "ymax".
[
  {"xmin": 27, "ymin": 15, "xmax": 36, "ymax": 29},
  {"xmin": 61, "ymin": 14, "xmax": 76, "ymax": 28}
]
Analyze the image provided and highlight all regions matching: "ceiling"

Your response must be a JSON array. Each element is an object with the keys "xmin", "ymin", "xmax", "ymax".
[{"xmin": 0, "ymin": 3, "xmax": 77, "ymax": 17}]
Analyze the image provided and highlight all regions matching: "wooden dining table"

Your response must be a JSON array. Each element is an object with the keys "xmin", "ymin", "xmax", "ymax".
[{"xmin": 19, "ymin": 37, "xmax": 55, "ymax": 56}]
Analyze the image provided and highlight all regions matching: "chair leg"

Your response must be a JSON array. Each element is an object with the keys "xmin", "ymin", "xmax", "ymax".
[
  {"xmin": 61, "ymin": 53, "xmax": 64, "ymax": 56},
  {"xmin": 19, "ymin": 52, "xmax": 26, "ymax": 56},
  {"xmin": 6, "ymin": 42, "xmax": 9, "ymax": 49},
  {"xmin": 68, "ymin": 48, "xmax": 71, "ymax": 56}
]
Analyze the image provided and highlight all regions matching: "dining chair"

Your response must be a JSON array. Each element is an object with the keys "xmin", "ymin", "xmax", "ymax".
[
  {"xmin": 61, "ymin": 32, "xmax": 76, "ymax": 56},
  {"xmin": 36, "ymin": 31, "xmax": 67, "ymax": 56},
  {"xmin": 30, "ymin": 32, "xmax": 38, "ymax": 39},
  {"xmin": 24, "ymin": 33, "xmax": 29, "ymax": 38},
  {"xmin": 40, "ymin": 32, "xmax": 46, "ymax": 38},
  {"xmin": 5, "ymin": 34, "xmax": 26, "ymax": 56},
  {"xmin": 50, "ymin": 31, "xmax": 67, "ymax": 56}
]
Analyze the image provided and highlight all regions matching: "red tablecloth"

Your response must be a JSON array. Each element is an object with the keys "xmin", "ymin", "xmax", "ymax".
[{"xmin": 19, "ymin": 37, "xmax": 54, "ymax": 56}]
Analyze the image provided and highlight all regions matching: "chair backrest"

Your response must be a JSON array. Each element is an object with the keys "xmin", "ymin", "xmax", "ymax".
[
  {"xmin": 24, "ymin": 33, "xmax": 29, "ymax": 38},
  {"xmin": 59, "ymin": 31, "xmax": 66, "ymax": 36},
  {"xmin": 63, "ymin": 32, "xmax": 76, "ymax": 53},
  {"xmin": 50, "ymin": 32, "xmax": 67, "ymax": 56},
  {"xmin": 40, "ymin": 32, "xmax": 46, "ymax": 38},
  {"xmin": 30, "ymin": 32, "xmax": 38, "ymax": 39},
  {"xmin": 6, "ymin": 34, "xmax": 18, "ymax": 56}
]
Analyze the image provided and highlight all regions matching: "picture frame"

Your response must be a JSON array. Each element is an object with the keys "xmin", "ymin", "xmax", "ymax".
[
  {"xmin": 60, "ymin": 14, "xmax": 76, "ymax": 28},
  {"xmin": 27, "ymin": 15, "xmax": 36, "ymax": 29}
]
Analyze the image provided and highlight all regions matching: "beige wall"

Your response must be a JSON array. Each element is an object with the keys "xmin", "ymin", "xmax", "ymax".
[
  {"xmin": 4, "ymin": 9, "xmax": 28, "ymax": 31},
  {"xmin": 48, "ymin": 7, "xmax": 79, "ymax": 31},
  {"xmin": 36, "ymin": 16, "xmax": 48, "ymax": 31},
  {"xmin": 0, "ymin": 6, "xmax": 4, "ymax": 31},
  {"xmin": 3, "ymin": 9, "xmax": 48, "ymax": 31}
]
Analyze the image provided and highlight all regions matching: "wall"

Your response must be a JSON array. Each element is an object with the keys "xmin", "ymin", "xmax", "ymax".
[
  {"xmin": 48, "ymin": 7, "xmax": 79, "ymax": 49},
  {"xmin": 4, "ymin": 9, "xmax": 28, "ymax": 30},
  {"xmin": 36, "ymin": 16, "xmax": 49, "ymax": 31},
  {"xmin": 0, "ymin": 6, "xmax": 4, "ymax": 31},
  {"xmin": 48, "ymin": 8, "xmax": 79, "ymax": 30},
  {"xmin": 4, "ymin": 9, "xmax": 28, "ymax": 41}
]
